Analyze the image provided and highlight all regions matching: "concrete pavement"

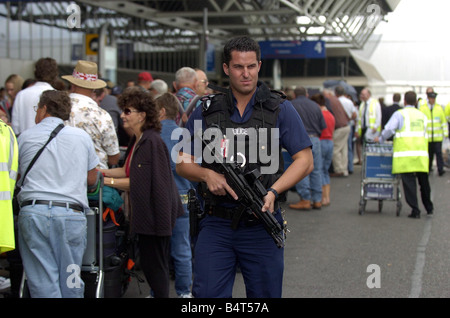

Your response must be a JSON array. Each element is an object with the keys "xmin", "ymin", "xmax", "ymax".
[{"xmin": 121, "ymin": 164, "xmax": 450, "ymax": 298}]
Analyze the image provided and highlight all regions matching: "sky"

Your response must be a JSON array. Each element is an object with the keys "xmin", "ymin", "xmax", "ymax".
[
  {"xmin": 375, "ymin": 0, "xmax": 450, "ymax": 44},
  {"xmin": 354, "ymin": 0, "xmax": 450, "ymax": 88}
]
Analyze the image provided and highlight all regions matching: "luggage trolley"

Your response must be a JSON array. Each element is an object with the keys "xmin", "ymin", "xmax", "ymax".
[
  {"xmin": 359, "ymin": 142, "xmax": 402, "ymax": 216},
  {"xmin": 82, "ymin": 171, "xmax": 105, "ymax": 298},
  {"xmin": 83, "ymin": 173, "xmax": 131, "ymax": 298}
]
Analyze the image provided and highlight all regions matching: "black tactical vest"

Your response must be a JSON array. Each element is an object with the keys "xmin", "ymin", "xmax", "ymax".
[{"xmin": 200, "ymin": 81, "xmax": 286, "ymax": 206}]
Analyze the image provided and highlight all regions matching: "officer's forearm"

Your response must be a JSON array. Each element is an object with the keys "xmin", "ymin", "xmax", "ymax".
[
  {"xmin": 176, "ymin": 152, "xmax": 209, "ymax": 183},
  {"xmin": 271, "ymin": 147, "xmax": 313, "ymax": 194}
]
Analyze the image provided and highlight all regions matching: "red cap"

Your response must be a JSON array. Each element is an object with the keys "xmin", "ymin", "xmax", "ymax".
[{"xmin": 138, "ymin": 71, "xmax": 153, "ymax": 82}]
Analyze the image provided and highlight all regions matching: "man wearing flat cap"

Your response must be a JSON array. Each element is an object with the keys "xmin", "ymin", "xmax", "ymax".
[
  {"xmin": 63, "ymin": 60, "xmax": 120, "ymax": 169},
  {"xmin": 418, "ymin": 87, "xmax": 448, "ymax": 176}
]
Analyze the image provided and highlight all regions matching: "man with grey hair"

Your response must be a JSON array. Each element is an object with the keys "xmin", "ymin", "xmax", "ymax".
[
  {"xmin": 173, "ymin": 67, "xmax": 201, "ymax": 126},
  {"xmin": 149, "ymin": 79, "xmax": 169, "ymax": 98}
]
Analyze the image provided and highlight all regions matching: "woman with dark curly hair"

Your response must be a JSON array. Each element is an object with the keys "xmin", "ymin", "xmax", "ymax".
[{"xmin": 101, "ymin": 87, "xmax": 184, "ymax": 297}]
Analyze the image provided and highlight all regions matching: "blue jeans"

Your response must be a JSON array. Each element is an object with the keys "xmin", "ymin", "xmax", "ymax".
[
  {"xmin": 296, "ymin": 136, "xmax": 322, "ymax": 202},
  {"xmin": 18, "ymin": 203, "xmax": 87, "ymax": 298},
  {"xmin": 170, "ymin": 209, "xmax": 192, "ymax": 296},
  {"xmin": 192, "ymin": 213, "xmax": 284, "ymax": 298},
  {"xmin": 320, "ymin": 139, "xmax": 334, "ymax": 185}
]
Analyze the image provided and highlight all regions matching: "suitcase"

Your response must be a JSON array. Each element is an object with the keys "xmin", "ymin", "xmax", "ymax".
[{"xmin": 83, "ymin": 179, "xmax": 130, "ymax": 298}]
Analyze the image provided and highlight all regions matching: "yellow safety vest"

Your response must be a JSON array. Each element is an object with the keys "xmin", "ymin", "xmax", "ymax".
[
  {"xmin": 358, "ymin": 98, "xmax": 381, "ymax": 136},
  {"xmin": 0, "ymin": 119, "xmax": 18, "ymax": 253},
  {"xmin": 392, "ymin": 108, "xmax": 428, "ymax": 174},
  {"xmin": 419, "ymin": 100, "xmax": 448, "ymax": 142},
  {"xmin": 445, "ymin": 102, "xmax": 450, "ymax": 123}
]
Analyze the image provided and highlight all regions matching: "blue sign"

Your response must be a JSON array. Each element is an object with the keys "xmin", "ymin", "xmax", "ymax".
[
  {"xmin": 259, "ymin": 40, "xmax": 325, "ymax": 59},
  {"xmin": 365, "ymin": 155, "xmax": 393, "ymax": 179},
  {"xmin": 206, "ymin": 43, "xmax": 215, "ymax": 72},
  {"xmin": 71, "ymin": 44, "xmax": 83, "ymax": 61}
]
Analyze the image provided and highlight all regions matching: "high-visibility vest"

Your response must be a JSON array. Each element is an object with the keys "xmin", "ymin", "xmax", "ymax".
[
  {"xmin": 392, "ymin": 108, "xmax": 428, "ymax": 174},
  {"xmin": 0, "ymin": 119, "xmax": 18, "ymax": 253},
  {"xmin": 445, "ymin": 102, "xmax": 450, "ymax": 123},
  {"xmin": 419, "ymin": 100, "xmax": 448, "ymax": 142},
  {"xmin": 357, "ymin": 98, "xmax": 381, "ymax": 136}
]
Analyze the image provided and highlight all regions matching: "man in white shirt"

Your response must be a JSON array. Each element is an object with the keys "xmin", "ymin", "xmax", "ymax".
[
  {"xmin": 357, "ymin": 88, "xmax": 382, "ymax": 142},
  {"xmin": 335, "ymin": 86, "xmax": 357, "ymax": 174},
  {"xmin": 11, "ymin": 58, "xmax": 58, "ymax": 135},
  {"xmin": 63, "ymin": 60, "xmax": 120, "ymax": 169}
]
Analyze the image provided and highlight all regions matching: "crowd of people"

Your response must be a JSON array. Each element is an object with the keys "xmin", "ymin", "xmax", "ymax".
[
  {"xmin": 286, "ymin": 84, "xmax": 364, "ymax": 210},
  {"xmin": 284, "ymin": 84, "xmax": 449, "ymax": 212},
  {"xmin": 0, "ymin": 35, "xmax": 449, "ymax": 298}
]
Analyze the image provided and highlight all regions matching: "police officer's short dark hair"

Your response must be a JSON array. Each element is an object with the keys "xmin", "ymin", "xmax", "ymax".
[
  {"xmin": 404, "ymin": 91, "xmax": 417, "ymax": 106},
  {"xmin": 223, "ymin": 36, "xmax": 261, "ymax": 66},
  {"xmin": 38, "ymin": 90, "xmax": 72, "ymax": 120}
]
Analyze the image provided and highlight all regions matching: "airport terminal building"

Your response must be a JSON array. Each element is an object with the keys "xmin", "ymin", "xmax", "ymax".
[{"xmin": 2, "ymin": 0, "xmax": 449, "ymax": 104}]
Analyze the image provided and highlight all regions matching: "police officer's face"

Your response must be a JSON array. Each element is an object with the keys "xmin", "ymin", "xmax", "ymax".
[{"xmin": 223, "ymin": 51, "xmax": 261, "ymax": 96}]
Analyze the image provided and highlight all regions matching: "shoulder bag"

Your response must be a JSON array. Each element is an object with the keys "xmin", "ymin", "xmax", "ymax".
[{"xmin": 12, "ymin": 123, "xmax": 64, "ymax": 214}]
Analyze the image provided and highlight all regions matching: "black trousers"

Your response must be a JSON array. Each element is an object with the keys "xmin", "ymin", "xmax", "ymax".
[
  {"xmin": 138, "ymin": 234, "xmax": 171, "ymax": 298},
  {"xmin": 401, "ymin": 172, "xmax": 433, "ymax": 215},
  {"xmin": 429, "ymin": 141, "xmax": 444, "ymax": 173}
]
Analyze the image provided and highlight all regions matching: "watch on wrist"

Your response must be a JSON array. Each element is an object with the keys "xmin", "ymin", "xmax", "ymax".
[{"xmin": 267, "ymin": 187, "xmax": 279, "ymax": 199}]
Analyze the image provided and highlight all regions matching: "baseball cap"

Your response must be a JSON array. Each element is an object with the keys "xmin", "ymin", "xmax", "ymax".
[{"xmin": 138, "ymin": 71, "xmax": 153, "ymax": 82}]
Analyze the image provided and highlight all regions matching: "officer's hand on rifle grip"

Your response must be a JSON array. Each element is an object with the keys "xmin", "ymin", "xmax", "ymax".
[
  {"xmin": 204, "ymin": 169, "xmax": 238, "ymax": 200},
  {"xmin": 262, "ymin": 191, "xmax": 276, "ymax": 213}
]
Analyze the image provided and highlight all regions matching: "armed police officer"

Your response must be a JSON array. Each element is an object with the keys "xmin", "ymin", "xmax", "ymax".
[{"xmin": 176, "ymin": 36, "xmax": 313, "ymax": 298}]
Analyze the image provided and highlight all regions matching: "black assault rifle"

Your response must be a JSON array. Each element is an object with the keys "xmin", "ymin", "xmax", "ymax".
[{"xmin": 200, "ymin": 131, "xmax": 286, "ymax": 248}]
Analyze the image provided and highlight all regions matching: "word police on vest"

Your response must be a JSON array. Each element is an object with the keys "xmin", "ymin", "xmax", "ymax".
[{"xmin": 172, "ymin": 120, "xmax": 280, "ymax": 175}]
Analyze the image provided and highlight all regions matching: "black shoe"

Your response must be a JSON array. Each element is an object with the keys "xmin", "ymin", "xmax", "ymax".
[
  {"xmin": 427, "ymin": 210, "xmax": 433, "ymax": 216},
  {"xmin": 438, "ymin": 170, "xmax": 445, "ymax": 176},
  {"xmin": 408, "ymin": 213, "xmax": 420, "ymax": 219}
]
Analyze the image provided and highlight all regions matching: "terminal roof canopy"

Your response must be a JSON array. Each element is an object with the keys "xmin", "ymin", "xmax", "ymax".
[{"xmin": 1, "ymin": 0, "xmax": 399, "ymax": 50}]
